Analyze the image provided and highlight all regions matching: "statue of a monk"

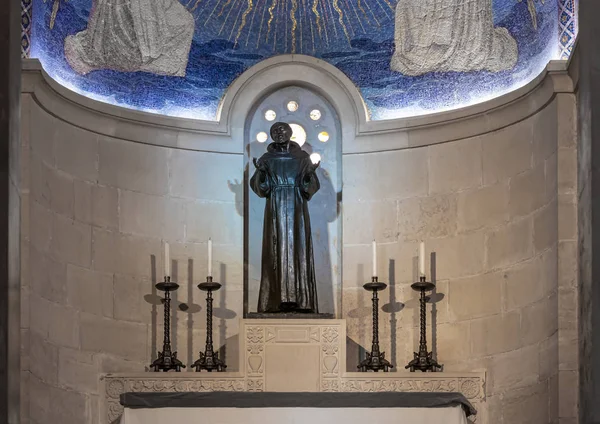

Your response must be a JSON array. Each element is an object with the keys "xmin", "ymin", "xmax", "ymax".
[{"xmin": 250, "ymin": 122, "xmax": 321, "ymax": 313}]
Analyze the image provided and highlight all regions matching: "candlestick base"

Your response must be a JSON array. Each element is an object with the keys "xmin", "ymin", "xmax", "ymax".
[
  {"xmin": 150, "ymin": 350, "xmax": 186, "ymax": 372},
  {"xmin": 358, "ymin": 350, "xmax": 394, "ymax": 372},
  {"xmin": 405, "ymin": 350, "xmax": 442, "ymax": 373},
  {"xmin": 191, "ymin": 351, "xmax": 227, "ymax": 372}
]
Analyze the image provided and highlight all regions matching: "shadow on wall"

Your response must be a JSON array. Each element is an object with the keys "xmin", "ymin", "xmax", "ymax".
[
  {"xmin": 382, "ymin": 259, "xmax": 404, "ymax": 368},
  {"xmin": 346, "ymin": 263, "xmax": 368, "ymax": 371},
  {"xmin": 143, "ymin": 257, "xmax": 238, "ymax": 371},
  {"xmin": 304, "ymin": 140, "xmax": 342, "ymax": 316}
]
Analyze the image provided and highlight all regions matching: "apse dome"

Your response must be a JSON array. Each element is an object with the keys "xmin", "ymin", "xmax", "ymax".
[{"xmin": 30, "ymin": 0, "xmax": 561, "ymax": 121}]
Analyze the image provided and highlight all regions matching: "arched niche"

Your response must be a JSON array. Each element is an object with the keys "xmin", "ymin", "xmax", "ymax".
[
  {"xmin": 243, "ymin": 86, "xmax": 342, "ymax": 317},
  {"xmin": 224, "ymin": 55, "xmax": 364, "ymax": 149}
]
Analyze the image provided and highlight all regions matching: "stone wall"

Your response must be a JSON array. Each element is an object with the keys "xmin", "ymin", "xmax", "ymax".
[
  {"xmin": 343, "ymin": 99, "xmax": 560, "ymax": 423},
  {"xmin": 20, "ymin": 56, "xmax": 577, "ymax": 424},
  {"xmin": 557, "ymin": 69, "xmax": 579, "ymax": 423},
  {"xmin": 21, "ymin": 99, "xmax": 244, "ymax": 424}
]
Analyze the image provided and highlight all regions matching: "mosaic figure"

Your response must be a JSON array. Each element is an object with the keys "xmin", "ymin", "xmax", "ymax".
[
  {"xmin": 64, "ymin": 0, "xmax": 194, "ymax": 76},
  {"xmin": 391, "ymin": 0, "xmax": 518, "ymax": 75}
]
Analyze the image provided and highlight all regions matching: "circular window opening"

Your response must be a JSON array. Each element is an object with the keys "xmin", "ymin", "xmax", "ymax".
[
  {"xmin": 256, "ymin": 131, "xmax": 268, "ymax": 143},
  {"xmin": 289, "ymin": 123, "xmax": 307, "ymax": 146},
  {"xmin": 287, "ymin": 101, "xmax": 299, "ymax": 112},
  {"xmin": 318, "ymin": 131, "xmax": 330, "ymax": 142},
  {"xmin": 265, "ymin": 110, "xmax": 277, "ymax": 121},
  {"xmin": 310, "ymin": 109, "xmax": 322, "ymax": 121}
]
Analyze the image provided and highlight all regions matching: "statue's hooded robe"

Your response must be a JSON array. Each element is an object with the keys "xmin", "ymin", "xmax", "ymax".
[{"xmin": 250, "ymin": 141, "xmax": 320, "ymax": 313}]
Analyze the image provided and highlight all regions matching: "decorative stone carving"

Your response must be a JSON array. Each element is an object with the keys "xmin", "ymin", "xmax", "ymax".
[
  {"xmin": 102, "ymin": 375, "xmax": 247, "ymax": 423},
  {"xmin": 338, "ymin": 375, "xmax": 483, "ymax": 401},
  {"xmin": 246, "ymin": 325, "xmax": 265, "ymax": 377},
  {"xmin": 322, "ymin": 326, "xmax": 339, "ymax": 343},
  {"xmin": 459, "ymin": 378, "xmax": 482, "ymax": 399},
  {"xmin": 101, "ymin": 319, "xmax": 486, "ymax": 424},
  {"xmin": 265, "ymin": 327, "xmax": 276, "ymax": 343},
  {"xmin": 310, "ymin": 327, "xmax": 320, "ymax": 342},
  {"xmin": 247, "ymin": 326, "xmax": 264, "ymax": 344},
  {"xmin": 321, "ymin": 379, "xmax": 341, "ymax": 392},
  {"xmin": 322, "ymin": 344, "xmax": 339, "ymax": 375},
  {"xmin": 247, "ymin": 379, "xmax": 264, "ymax": 392}
]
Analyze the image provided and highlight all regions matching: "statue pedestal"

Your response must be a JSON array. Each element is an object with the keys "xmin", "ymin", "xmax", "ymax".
[
  {"xmin": 246, "ymin": 312, "xmax": 334, "ymax": 319},
  {"xmin": 241, "ymin": 319, "xmax": 345, "ymax": 391},
  {"xmin": 101, "ymin": 319, "xmax": 486, "ymax": 424}
]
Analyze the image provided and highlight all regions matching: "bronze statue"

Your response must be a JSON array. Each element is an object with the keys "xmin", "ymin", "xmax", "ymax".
[{"xmin": 250, "ymin": 122, "xmax": 321, "ymax": 313}]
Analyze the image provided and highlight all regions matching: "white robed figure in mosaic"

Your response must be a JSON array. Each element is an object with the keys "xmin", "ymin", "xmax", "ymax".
[
  {"xmin": 64, "ymin": 0, "xmax": 194, "ymax": 76},
  {"xmin": 391, "ymin": 0, "xmax": 518, "ymax": 75}
]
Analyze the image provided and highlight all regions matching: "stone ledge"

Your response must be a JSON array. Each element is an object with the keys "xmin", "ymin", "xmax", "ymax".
[{"xmin": 21, "ymin": 56, "xmax": 573, "ymax": 154}]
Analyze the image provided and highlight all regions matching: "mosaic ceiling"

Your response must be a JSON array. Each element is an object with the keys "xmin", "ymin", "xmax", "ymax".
[{"xmin": 27, "ymin": 0, "xmax": 565, "ymax": 120}]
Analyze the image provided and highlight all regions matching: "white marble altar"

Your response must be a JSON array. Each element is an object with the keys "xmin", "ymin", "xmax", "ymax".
[{"xmin": 119, "ymin": 405, "xmax": 469, "ymax": 424}]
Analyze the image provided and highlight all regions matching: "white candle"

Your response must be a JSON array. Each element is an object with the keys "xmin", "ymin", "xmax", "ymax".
[
  {"xmin": 208, "ymin": 238, "xmax": 212, "ymax": 277},
  {"xmin": 372, "ymin": 240, "xmax": 377, "ymax": 278},
  {"xmin": 419, "ymin": 241, "xmax": 425, "ymax": 277},
  {"xmin": 164, "ymin": 242, "xmax": 170, "ymax": 277}
]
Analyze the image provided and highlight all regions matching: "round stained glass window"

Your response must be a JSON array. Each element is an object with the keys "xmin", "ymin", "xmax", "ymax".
[
  {"xmin": 289, "ymin": 123, "xmax": 307, "ymax": 146},
  {"xmin": 287, "ymin": 101, "xmax": 299, "ymax": 112},
  {"xmin": 310, "ymin": 109, "xmax": 321, "ymax": 121},
  {"xmin": 310, "ymin": 153, "xmax": 321, "ymax": 164},
  {"xmin": 265, "ymin": 110, "xmax": 276, "ymax": 121},
  {"xmin": 256, "ymin": 131, "xmax": 268, "ymax": 143},
  {"xmin": 318, "ymin": 131, "xmax": 330, "ymax": 142}
]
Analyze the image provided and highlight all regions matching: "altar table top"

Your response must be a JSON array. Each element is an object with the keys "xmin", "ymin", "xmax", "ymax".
[{"xmin": 119, "ymin": 391, "xmax": 475, "ymax": 424}]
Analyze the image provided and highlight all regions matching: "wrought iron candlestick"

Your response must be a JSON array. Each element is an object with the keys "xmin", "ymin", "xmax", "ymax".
[
  {"xmin": 358, "ymin": 277, "xmax": 393, "ymax": 372},
  {"xmin": 192, "ymin": 276, "xmax": 227, "ymax": 372},
  {"xmin": 150, "ymin": 277, "xmax": 185, "ymax": 372},
  {"xmin": 405, "ymin": 276, "xmax": 442, "ymax": 372}
]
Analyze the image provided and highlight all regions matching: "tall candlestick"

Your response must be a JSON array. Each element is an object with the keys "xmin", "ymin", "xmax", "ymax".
[
  {"xmin": 419, "ymin": 242, "xmax": 425, "ymax": 277},
  {"xmin": 372, "ymin": 240, "xmax": 377, "ymax": 278},
  {"xmin": 208, "ymin": 238, "xmax": 212, "ymax": 277},
  {"xmin": 164, "ymin": 242, "xmax": 170, "ymax": 277}
]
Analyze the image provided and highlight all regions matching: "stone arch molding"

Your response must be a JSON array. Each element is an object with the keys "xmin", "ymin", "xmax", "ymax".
[
  {"xmin": 221, "ymin": 55, "xmax": 366, "ymax": 148},
  {"xmin": 22, "ymin": 57, "xmax": 571, "ymax": 154}
]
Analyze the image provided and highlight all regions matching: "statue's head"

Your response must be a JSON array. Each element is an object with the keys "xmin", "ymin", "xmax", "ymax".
[{"xmin": 270, "ymin": 122, "xmax": 293, "ymax": 144}]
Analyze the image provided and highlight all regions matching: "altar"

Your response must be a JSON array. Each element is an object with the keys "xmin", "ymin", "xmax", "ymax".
[
  {"xmin": 101, "ymin": 319, "xmax": 486, "ymax": 424},
  {"xmin": 118, "ymin": 392, "xmax": 474, "ymax": 424}
]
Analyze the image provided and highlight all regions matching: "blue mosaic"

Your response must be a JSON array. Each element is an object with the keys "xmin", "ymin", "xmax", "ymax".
[
  {"xmin": 21, "ymin": 0, "xmax": 32, "ymax": 58},
  {"xmin": 30, "ymin": 0, "xmax": 558, "ymax": 120},
  {"xmin": 558, "ymin": 0, "xmax": 577, "ymax": 60}
]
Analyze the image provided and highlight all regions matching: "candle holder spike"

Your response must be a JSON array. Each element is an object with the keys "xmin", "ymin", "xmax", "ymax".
[
  {"xmin": 405, "ymin": 276, "xmax": 442, "ymax": 372},
  {"xmin": 150, "ymin": 277, "xmax": 185, "ymax": 372},
  {"xmin": 358, "ymin": 277, "xmax": 393, "ymax": 372},
  {"xmin": 192, "ymin": 276, "xmax": 227, "ymax": 372}
]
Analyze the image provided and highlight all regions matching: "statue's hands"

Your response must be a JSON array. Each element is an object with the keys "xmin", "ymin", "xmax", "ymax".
[
  {"xmin": 253, "ymin": 157, "xmax": 265, "ymax": 170},
  {"xmin": 311, "ymin": 160, "xmax": 321, "ymax": 170}
]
